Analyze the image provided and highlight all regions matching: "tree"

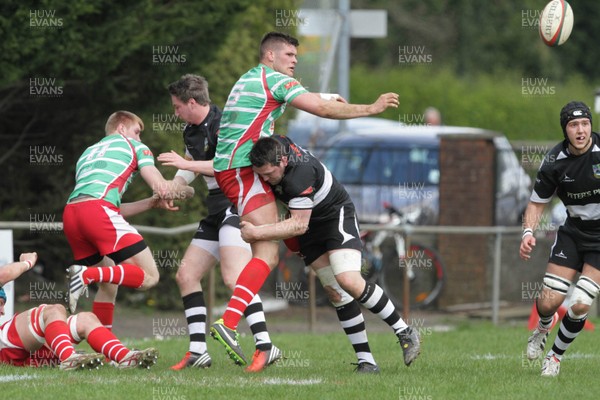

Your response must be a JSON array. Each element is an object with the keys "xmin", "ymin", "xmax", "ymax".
[{"xmin": 0, "ymin": 0, "xmax": 296, "ymax": 308}]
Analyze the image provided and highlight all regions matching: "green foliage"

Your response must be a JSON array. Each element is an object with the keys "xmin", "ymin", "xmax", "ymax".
[
  {"xmin": 0, "ymin": 0, "xmax": 299, "ymax": 309},
  {"xmin": 350, "ymin": 65, "xmax": 595, "ymax": 140},
  {"xmin": 350, "ymin": 0, "xmax": 600, "ymax": 81}
]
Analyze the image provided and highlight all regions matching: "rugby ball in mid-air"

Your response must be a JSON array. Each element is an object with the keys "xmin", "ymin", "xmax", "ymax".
[{"xmin": 539, "ymin": 0, "xmax": 574, "ymax": 47}]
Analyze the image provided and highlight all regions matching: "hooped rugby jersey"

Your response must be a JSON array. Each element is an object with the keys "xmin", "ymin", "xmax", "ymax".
[
  {"xmin": 213, "ymin": 63, "xmax": 308, "ymax": 171},
  {"xmin": 67, "ymin": 134, "xmax": 155, "ymax": 208},
  {"xmin": 181, "ymin": 104, "xmax": 231, "ymax": 215},
  {"xmin": 532, "ymin": 132, "xmax": 600, "ymax": 234},
  {"xmin": 269, "ymin": 135, "xmax": 353, "ymax": 222}
]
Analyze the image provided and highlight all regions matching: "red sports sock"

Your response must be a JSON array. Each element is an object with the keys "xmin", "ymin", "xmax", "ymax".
[
  {"xmin": 83, "ymin": 263, "xmax": 145, "ymax": 288},
  {"xmin": 44, "ymin": 320, "xmax": 75, "ymax": 362},
  {"xmin": 92, "ymin": 302, "xmax": 115, "ymax": 331},
  {"xmin": 223, "ymin": 258, "xmax": 271, "ymax": 330},
  {"xmin": 87, "ymin": 327, "xmax": 129, "ymax": 362}
]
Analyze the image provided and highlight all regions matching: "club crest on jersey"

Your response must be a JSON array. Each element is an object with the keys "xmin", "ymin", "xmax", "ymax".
[
  {"xmin": 593, "ymin": 164, "xmax": 600, "ymax": 179},
  {"xmin": 284, "ymin": 80, "xmax": 299, "ymax": 90}
]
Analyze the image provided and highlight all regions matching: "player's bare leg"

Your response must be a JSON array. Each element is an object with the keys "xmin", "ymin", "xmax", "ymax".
[
  {"xmin": 542, "ymin": 265, "xmax": 600, "ymax": 376},
  {"xmin": 211, "ymin": 202, "xmax": 279, "ymax": 366},
  {"xmin": 527, "ymin": 263, "xmax": 574, "ymax": 361}
]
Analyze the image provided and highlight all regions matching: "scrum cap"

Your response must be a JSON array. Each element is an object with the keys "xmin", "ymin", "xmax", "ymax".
[{"xmin": 560, "ymin": 101, "xmax": 592, "ymax": 135}]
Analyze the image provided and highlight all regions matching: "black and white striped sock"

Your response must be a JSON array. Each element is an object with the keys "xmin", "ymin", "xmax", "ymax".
[
  {"xmin": 336, "ymin": 300, "xmax": 376, "ymax": 365},
  {"xmin": 548, "ymin": 308, "xmax": 586, "ymax": 361},
  {"xmin": 182, "ymin": 291, "xmax": 207, "ymax": 355},
  {"xmin": 358, "ymin": 282, "xmax": 408, "ymax": 335},
  {"xmin": 244, "ymin": 295, "xmax": 272, "ymax": 351}
]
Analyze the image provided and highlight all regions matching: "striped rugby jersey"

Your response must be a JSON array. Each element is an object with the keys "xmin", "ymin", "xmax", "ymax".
[
  {"xmin": 213, "ymin": 63, "xmax": 308, "ymax": 171},
  {"xmin": 532, "ymin": 132, "xmax": 600, "ymax": 233},
  {"xmin": 67, "ymin": 134, "xmax": 155, "ymax": 207}
]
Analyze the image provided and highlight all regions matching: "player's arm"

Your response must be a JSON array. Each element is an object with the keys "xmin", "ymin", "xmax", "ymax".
[
  {"xmin": 120, "ymin": 196, "xmax": 179, "ymax": 218},
  {"xmin": 0, "ymin": 252, "xmax": 37, "ymax": 286},
  {"xmin": 158, "ymin": 151, "xmax": 213, "ymax": 176},
  {"xmin": 139, "ymin": 165, "xmax": 194, "ymax": 200},
  {"xmin": 289, "ymin": 92, "xmax": 399, "ymax": 120},
  {"xmin": 240, "ymin": 208, "xmax": 312, "ymax": 243},
  {"xmin": 519, "ymin": 201, "xmax": 546, "ymax": 261}
]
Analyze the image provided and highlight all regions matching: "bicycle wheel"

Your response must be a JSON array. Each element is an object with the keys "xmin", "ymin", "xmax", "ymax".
[
  {"xmin": 274, "ymin": 244, "xmax": 329, "ymax": 306},
  {"xmin": 360, "ymin": 232, "xmax": 382, "ymax": 284},
  {"xmin": 379, "ymin": 239, "xmax": 445, "ymax": 309}
]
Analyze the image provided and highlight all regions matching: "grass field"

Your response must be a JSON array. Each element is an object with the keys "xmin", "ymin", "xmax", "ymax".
[{"xmin": 1, "ymin": 319, "xmax": 599, "ymax": 400}]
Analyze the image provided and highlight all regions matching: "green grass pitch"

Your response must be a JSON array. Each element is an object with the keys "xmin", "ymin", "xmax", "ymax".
[{"xmin": 1, "ymin": 320, "xmax": 599, "ymax": 400}]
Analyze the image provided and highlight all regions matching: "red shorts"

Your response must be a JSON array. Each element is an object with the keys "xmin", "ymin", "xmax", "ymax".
[
  {"xmin": 0, "ymin": 306, "xmax": 74, "ymax": 367},
  {"xmin": 214, "ymin": 167, "xmax": 274, "ymax": 216},
  {"xmin": 0, "ymin": 315, "xmax": 28, "ymax": 366},
  {"xmin": 63, "ymin": 199, "xmax": 145, "ymax": 264}
]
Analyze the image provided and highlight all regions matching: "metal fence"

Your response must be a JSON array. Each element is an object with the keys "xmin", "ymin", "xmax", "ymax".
[{"xmin": 0, "ymin": 220, "xmax": 526, "ymax": 328}]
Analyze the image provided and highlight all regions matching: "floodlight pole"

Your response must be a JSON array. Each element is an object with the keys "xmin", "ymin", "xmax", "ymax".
[{"xmin": 338, "ymin": 0, "xmax": 350, "ymax": 133}]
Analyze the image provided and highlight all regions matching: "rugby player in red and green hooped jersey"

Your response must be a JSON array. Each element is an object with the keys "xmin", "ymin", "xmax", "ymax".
[
  {"xmin": 62, "ymin": 111, "xmax": 194, "ymax": 329},
  {"xmin": 210, "ymin": 31, "xmax": 400, "ymax": 366}
]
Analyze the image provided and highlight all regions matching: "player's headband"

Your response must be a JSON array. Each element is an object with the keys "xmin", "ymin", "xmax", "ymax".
[{"xmin": 0, "ymin": 287, "xmax": 6, "ymax": 303}]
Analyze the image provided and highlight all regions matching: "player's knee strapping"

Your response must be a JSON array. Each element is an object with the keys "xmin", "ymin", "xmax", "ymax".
[
  {"xmin": 67, "ymin": 315, "xmax": 81, "ymax": 343},
  {"xmin": 315, "ymin": 266, "xmax": 353, "ymax": 307},
  {"xmin": 329, "ymin": 250, "xmax": 362, "ymax": 275},
  {"xmin": 542, "ymin": 273, "xmax": 571, "ymax": 296},
  {"xmin": 568, "ymin": 276, "xmax": 600, "ymax": 317},
  {"xmin": 28, "ymin": 304, "xmax": 47, "ymax": 343}
]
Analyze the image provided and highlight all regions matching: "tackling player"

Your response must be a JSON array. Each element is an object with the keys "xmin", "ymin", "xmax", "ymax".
[{"xmin": 241, "ymin": 136, "xmax": 421, "ymax": 371}]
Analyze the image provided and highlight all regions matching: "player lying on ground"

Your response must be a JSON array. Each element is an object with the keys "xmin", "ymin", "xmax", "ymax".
[{"xmin": 0, "ymin": 252, "xmax": 158, "ymax": 370}]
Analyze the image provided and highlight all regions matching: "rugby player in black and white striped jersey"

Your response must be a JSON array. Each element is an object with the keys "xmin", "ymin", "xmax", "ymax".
[
  {"xmin": 242, "ymin": 135, "xmax": 421, "ymax": 373},
  {"xmin": 521, "ymin": 101, "xmax": 600, "ymax": 377}
]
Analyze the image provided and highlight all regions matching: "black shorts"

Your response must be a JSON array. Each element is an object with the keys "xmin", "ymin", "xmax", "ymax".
[
  {"xmin": 549, "ymin": 225, "xmax": 600, "ymax": 271},
  {"xmin": 298, "ymin": 205, "xmax": 362, "ymax": 265},
  {"xmin": 193, "ymin": 206, "xmax": 240, "ymax": 242}
]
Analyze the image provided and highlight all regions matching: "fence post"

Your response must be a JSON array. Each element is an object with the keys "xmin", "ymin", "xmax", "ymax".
[{"xmin": 492, "ymin": 232, "xmax": 502, "ymax": 325}]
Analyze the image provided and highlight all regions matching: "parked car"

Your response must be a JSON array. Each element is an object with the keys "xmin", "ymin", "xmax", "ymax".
[
  {"xmin": 286, "ymin": 111, "xmax": 399, "ymax": 150},
  {"xmin": 314, "ymin": 125, "xmax": 532, "ymax": 225}
]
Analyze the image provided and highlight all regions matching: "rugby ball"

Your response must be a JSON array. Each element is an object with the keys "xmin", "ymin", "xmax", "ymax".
[{"xmin": 539, "ymin": 0, "xmax": 574, "ymax": 47}]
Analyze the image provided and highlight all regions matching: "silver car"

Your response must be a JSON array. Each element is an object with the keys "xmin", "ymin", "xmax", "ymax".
[{"xmin": 314, "ymin": 124, "xmax": 531, "ymax": 225}]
